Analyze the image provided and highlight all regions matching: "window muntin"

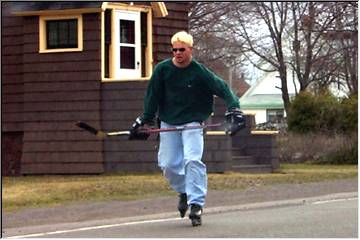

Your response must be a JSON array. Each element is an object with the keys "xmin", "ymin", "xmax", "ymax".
[
  {"xmin": 39, "ymin": 15, "xmax": 83, "ymax": 53},
  {"xmin": 119, "ymin": 19, "xmax": 136, "ymax": 69},
  {"xmin": 46, "ymin": 19, "xmax": 78, "ymax": 49}
]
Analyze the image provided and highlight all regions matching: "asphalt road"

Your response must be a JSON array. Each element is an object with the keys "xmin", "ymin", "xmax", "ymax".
[{"xmin": 6, "ymin": 193, "xmax": 357, "ymax": 238}]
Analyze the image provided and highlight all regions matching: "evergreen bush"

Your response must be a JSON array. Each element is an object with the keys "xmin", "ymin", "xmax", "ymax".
[
  {"xmin": 288, "ymin": 91, "xmax": 356, "ymax": 134},
  {"xmin": 340, "ymin": 94, "xmax": 358, "ymax": 134},
  {"xmin": 282, "ymin": 92, "xmax": 358, "ymax": 164}
]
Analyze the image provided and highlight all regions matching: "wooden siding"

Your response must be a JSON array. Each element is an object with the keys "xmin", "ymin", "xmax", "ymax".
[
  {"xmin": 2, "ymin": 3, "xmax": 25, "ymax": 176},
  {"xmin": 101, "ymin": 81, "xmax": 158, "ymax": 172},
  {"xmin": 20, "ymin": 13, "xmax": 104, "ymax": 174},
  {"xmin": 2, "ymin": 3, "xmax": 24, "ymax": 132},
  {"xmin": 2, "ymin": 132, "xmax": 23, "ymax": 176}
]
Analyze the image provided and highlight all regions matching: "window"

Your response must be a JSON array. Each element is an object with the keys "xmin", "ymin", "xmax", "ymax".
[
  {"xmin": 46, "ymin": 19, "xmax": 78, "ymax": 49},
  {"xmin": 114, "ymin": 11, "xmax": 141, "ymax": 78},
  {"xmin": 39, "ymin": 15, "xmax": 83, "ymax": 53},
  {"xmin": 102, "ymin": 5, "xmax": 153, "ymax": 81},
  {"xmin": 266, "ymin": 109, "xmax": 284, "ymax": 123}
]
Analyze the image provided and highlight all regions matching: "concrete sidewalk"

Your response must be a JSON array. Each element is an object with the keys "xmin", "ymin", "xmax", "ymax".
[{"xmin": 3, "ymin": 178, "xmax": 357, "ymax": 231}]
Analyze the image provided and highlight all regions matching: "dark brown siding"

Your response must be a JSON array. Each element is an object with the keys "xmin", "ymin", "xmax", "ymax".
[
  {"xmin": 101, "ymin": 81, "xmax": 159, "ymax": 172},
  {"xmin": 20, "ymin": 13, "xmax": 104, "ymax": 174},
  {"xmin": 2, "ymin": 132, "xmax": 23, "ymax": 176},
  {"xmin": 2, "ymin": 3, "xmax": 24, "ymax": 132},
  {"xmin": 2, "ymin": 3, "xmax": 25, "ymax": 176}
]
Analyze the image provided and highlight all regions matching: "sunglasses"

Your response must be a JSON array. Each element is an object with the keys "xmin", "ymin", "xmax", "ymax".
[{"xmin": 172, "ymin": 48, "xmax": 186, "ymax": 53}]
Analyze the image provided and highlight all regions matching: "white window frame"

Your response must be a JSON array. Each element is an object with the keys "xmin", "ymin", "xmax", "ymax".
[
  {"xmin": 101, "ymin": 3, "xmax": 153, "ymax": 82},
  {"xmin": 114, "ymin": 10, "xmax": 141, "ymax": 79},
  {"xmin": 39, "ymin": 14, "xmax": 83, "ymax": 53}
]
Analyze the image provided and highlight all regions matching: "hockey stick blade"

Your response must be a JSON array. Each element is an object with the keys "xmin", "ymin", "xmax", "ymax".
[
  {"xmin": 76, "ymin": 121, "xmax": 108, "ymax": 138},
  {"xmin": 76, "ymin": 121, "xmax": 98, "ymax": 135}
]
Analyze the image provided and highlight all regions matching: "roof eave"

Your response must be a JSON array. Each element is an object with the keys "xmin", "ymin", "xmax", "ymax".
[
  {"xmin": 13, "ymin": 2, "xmax": 168, "ymax": 17},
  {"xmin": 13, "ymin": 7, "xmax": 104, "ymax": 16}
]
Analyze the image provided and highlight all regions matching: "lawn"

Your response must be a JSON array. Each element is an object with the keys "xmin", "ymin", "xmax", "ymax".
[{"xmin": 2, "ymin": 164, "xmax": 357, "ymax": 212}]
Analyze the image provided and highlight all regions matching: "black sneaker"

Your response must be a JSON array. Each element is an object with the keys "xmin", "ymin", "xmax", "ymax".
[
  {"xmin": 178, "ymin": 193, "xmax": 188, "ymax": 218},
  {"xmin": 189, "ymin": 204, "xmax": 203, "ymax": 226}
]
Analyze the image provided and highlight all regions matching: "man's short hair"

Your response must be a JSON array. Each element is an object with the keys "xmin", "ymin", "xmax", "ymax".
[{"xmin": 171, "ymin": 31, "xmax": 193, "ymax": 47}]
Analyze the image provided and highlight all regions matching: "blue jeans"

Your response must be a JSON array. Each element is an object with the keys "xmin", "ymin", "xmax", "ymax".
[{"xmin": 158, "ymin": 121, "xmax": 207, "ymax": 207}]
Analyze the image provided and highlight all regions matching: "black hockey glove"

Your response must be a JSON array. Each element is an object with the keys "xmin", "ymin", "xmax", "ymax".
[
  {"xmin": 129, "ymin": 116, "xmax": 154, "ymax": 140},
  {"xmin": 224, "ymin": 108, "xmax": 246, "ymax": 136}
]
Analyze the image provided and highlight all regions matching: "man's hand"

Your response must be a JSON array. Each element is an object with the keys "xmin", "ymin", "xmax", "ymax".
[
  {"xmin": 129, "ymin": 116, "xmax": 154, "ymax": 140},
  {"xmin": 224, "ymin": 108, "xmax": 246, "ymax": 136}
]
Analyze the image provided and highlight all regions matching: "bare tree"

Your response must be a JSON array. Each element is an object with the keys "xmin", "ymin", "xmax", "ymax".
[
  {"xmin": 189, "ymin": 2, "xmax": 358, "ymax": 112},
  {"xmin": 327, "ymin": 2, "xmax": 358, "ymax": 95},
  {"xmin": 224, "ymin": 2, "xmax": 292, "ymax": 112},
  {"xmin": 289, "ymin": 2, "xmax": 358, "ymax": 96},
  {"xmin": 189, "ymin": 2, "xmax": 246, "ymax": 83}
]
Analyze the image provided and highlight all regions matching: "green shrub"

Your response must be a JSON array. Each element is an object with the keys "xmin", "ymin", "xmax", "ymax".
[
  {"xmin": 281, "ymin": 92, "xmax": 357, "ymax": 164},
  {"xmin": 288, "ymin": 91, "xmax": 357, "ymax": 134},
  {"xmin": 287, "ymin": 92, "xmax": 320, "ymax": 133},
  {"xmin": 340, "ymin": 94, "xmax": 358, "ymax": 134}
]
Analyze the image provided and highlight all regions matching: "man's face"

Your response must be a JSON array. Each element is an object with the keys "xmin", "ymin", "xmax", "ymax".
[{"xmin": 172, "ymin": 42, "xmax": 192, "ymax": 66}]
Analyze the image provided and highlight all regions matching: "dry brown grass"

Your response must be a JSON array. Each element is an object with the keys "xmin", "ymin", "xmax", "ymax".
[
  {"xmin": 2, "ymin": 164, "xmax": 357, "ymax": 212},
  {"xmin": 276, "ymin": 132, "xmax": 357, "ymax": 164}
]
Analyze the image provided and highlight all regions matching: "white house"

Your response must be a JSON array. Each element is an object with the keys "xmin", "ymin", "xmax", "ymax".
[{"xmin": 239, "ymin": 71, "xmax": 299, "ymax": 124}]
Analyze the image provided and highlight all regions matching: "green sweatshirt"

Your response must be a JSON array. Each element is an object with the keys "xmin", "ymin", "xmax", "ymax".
[{"xmin": 143, "ymin": 58, "xmax": 240, "ymax": 125}]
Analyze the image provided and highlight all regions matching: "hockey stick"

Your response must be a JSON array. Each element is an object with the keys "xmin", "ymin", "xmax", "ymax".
[{"xmin": 76, "ymin": 121, "xmax": 222, "ymax": 138}]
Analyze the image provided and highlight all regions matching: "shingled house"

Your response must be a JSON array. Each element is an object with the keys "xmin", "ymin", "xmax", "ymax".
[{"xmin": 2, "ymin": 1, "xmax": 279, "ymax": 176}]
